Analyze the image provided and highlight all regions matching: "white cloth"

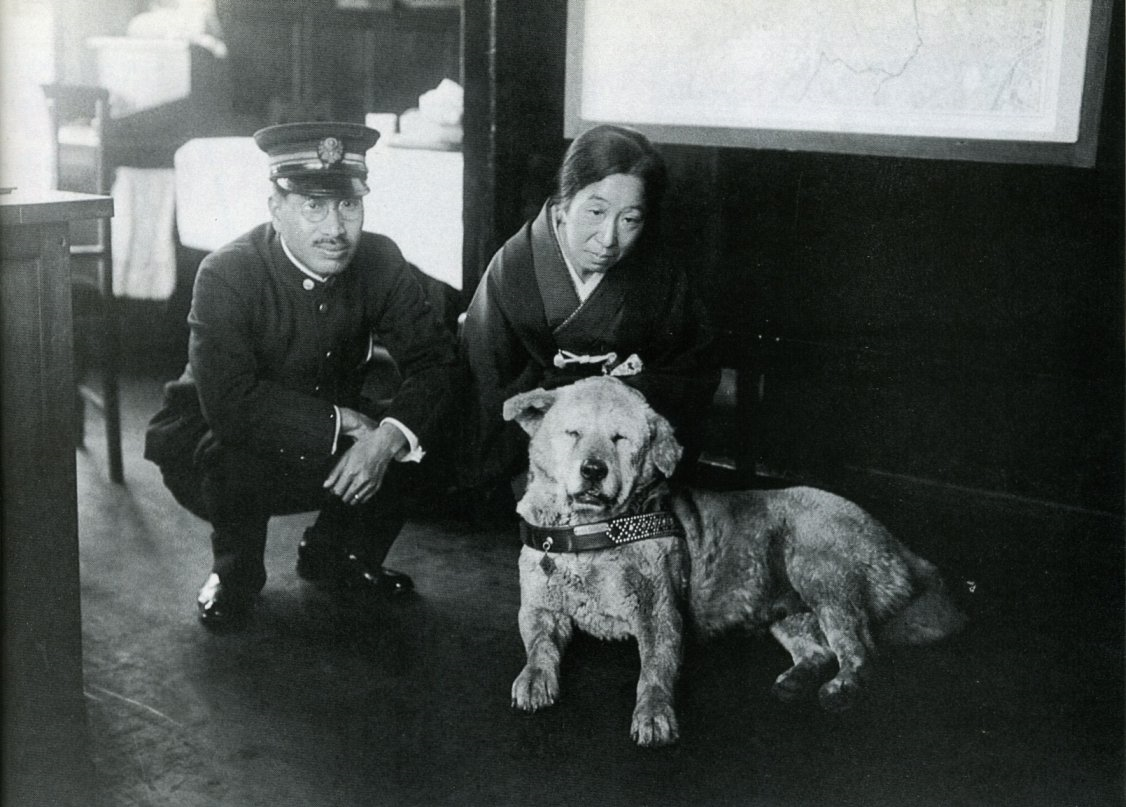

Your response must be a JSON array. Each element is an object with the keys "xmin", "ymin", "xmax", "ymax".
[
  {"xmin": 111, "ymin": 166, "xmax": 177, "ymax": 300},
  {"xmin": 174, "ymin": 137, "xmax": 272, "ymax": 252},
  {"xmin": 174, "ymin": 137, "xmax": 463, "ymax": 289}
]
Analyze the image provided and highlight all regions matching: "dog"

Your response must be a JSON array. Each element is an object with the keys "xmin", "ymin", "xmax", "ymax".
[{"xmin": 503, "ymin": 376, "xmax": 966, "ymax": 747}]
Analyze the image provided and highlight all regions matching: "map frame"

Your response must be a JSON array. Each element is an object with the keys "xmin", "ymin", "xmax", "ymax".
[{"xmin": 564, "ymin": 0, "xmax": 1114, "ymax": 167}]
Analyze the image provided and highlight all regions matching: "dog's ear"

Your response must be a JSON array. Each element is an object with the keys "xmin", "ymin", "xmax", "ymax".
[
  {"xmin": 502, "ymin": 388, "xmax": 558, "ymax": 436},
  {"xmin": 648, "ymin": 410, "xmax": 683, "ymax": 479}
]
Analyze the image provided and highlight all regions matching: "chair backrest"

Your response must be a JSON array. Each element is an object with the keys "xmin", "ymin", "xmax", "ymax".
[{"xmin": 41, "ymin": 83, "xmax": 111, "ymax": 194}]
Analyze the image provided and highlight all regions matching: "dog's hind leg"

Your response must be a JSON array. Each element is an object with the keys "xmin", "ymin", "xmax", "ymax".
[
  {"xmin": 787, "ymin": 556, "xmax": 877, "ymax": 712},
  {"xmin": 769, "ymin": 612, "xmax": 837, "ymax": 702},
  {"xmin": 809, "ymin": 602, "xmax": 876, "ymax": 712},
  {"xmin": 511, "ymin": 607, "xmax": 574, "ymax": 713}
]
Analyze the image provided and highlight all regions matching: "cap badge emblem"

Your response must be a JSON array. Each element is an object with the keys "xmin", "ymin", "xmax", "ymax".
[{"xmin": 317, "ymin": 137, "xmax": 345, "ymax": 167}]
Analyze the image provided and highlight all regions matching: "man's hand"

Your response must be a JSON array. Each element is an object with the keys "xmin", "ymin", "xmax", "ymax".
[
  {"xmin": 337, "ymin": 406, "xmax": 379, "ymax": 438},
  {"xmin": 324, "ymin": 409, "xmax": 408, "ymax": 505}
]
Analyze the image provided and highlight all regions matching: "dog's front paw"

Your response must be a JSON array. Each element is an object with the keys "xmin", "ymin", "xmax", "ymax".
[
  {"xmin": 511, "ymin": 665, "xmax": 559, "ymax": 712},
  {"xmin": 630, "ymin": 701, "xmax": 679, "ymax": 747}
]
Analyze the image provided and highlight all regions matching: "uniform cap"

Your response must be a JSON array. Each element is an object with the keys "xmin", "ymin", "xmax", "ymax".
[{"xmin": 253, "ymin": 122, "xmax": 380, "ymax": 198}]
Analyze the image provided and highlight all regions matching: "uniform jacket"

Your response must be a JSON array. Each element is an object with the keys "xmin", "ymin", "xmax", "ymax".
[
  {"xmin": 460, "ymin": 202, "xmax": 720, "ymax": 485},
  {"xmin": 145, "ymin": 223, "xmax": 458, "ymax": 473}
]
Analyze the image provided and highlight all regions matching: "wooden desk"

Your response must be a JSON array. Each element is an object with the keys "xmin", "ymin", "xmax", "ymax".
[{"xmin": 1, "ymin": 189, "xmax": 114, "ymax": 806}]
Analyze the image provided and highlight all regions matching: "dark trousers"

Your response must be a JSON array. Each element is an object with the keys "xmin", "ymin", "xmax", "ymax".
[{"xmin": 161, "ymin": 442, "xmax": 414, "ymax": 592}]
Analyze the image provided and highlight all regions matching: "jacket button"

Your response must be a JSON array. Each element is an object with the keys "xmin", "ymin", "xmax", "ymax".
[
  {"xmin": 302, "ymin": 278, "xmax": 315, "ymax": 291},
  {"xmin": 317, "ymin": 302, "xmax": 329, "ymax": 314}
]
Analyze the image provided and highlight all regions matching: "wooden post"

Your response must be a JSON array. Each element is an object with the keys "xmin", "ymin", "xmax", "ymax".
[{"xmin": 459, "ymin": 0, "xmax": 568, "ymax": 301}]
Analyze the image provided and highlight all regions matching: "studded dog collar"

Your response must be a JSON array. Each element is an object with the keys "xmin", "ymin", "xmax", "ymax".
[{"xmin": 520, "ymin": 511, "xmax": 684, "ymax": 553}]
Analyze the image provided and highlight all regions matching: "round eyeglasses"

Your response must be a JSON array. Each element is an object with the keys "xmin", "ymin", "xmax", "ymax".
[{"xmin": 296, "ymin": 197, "xmax": 364, "ymax": 224}]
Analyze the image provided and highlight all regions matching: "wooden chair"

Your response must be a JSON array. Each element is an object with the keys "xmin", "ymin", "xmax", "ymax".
[{"xmin": 42, "ymin": 83, "xmax": 124, "ymax": 484}]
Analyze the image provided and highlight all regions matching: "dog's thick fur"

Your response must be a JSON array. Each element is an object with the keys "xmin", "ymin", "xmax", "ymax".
[{"xmin": 503, "ymin": 376, "xmax": 966, "ymax": 747}]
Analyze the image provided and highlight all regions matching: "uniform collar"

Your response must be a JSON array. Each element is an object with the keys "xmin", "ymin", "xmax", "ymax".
[{"xmin": 279, "ymin": 234, "xmax": 330, "ymax": 284}]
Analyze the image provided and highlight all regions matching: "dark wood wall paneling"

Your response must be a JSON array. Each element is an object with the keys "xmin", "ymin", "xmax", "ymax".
[
  {"xmin": 714, "ymin": 137, "xmax": 1124, "ymax": 513},
  {"xmin": 216, "ymin": 0, "xmax": 461, "ymax": 126},
  {"xmin": 56, "ymin": 1, "xmax": 461, "ymax": 131},
  {"xmin": 462, "ymin": 0, "xmax": 1125, "ymax": 516}
]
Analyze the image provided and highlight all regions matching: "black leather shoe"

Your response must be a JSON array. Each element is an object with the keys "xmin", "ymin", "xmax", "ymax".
[
  {"xmin": 295, "ymin": 534, "xmax": 344, "ymax": 582},
  {"xmin": 341, "ymin": 555, "xmax": 414, "ymax": 597},
  {"xmin": 196, "ymin": 573, "xmax": 254, "ymax": 626},
  {"xmin": 298, "ymin": 535, "xmax": 413, "ymax": 597}
]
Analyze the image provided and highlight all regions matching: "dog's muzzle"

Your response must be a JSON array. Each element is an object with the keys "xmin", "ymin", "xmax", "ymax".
[
  {"xmin": 571, "ymin": 488, "xmax": 613, "ymax": 507},
  {"xmin": 580, "ymin": 458, "xmax": 607, "ymax": 482},
  {"xmin": 570, "ymin": 456, "xmax": 619, "ymax": 507}
]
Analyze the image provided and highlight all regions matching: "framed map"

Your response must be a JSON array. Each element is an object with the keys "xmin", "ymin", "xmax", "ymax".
[{"xmin": 565, "ymin": 0, "xmax": 1113, "ymax": 166}]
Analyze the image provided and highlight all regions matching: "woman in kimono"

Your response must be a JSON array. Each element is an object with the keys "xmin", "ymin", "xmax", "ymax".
[{"xmin": 460, "ymin": 125, "xmax": 720, "ymax": 490}]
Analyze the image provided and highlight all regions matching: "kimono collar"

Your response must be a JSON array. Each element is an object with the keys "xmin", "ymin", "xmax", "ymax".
[
  {"xmin": 550, "ymin": 208, "xmax": 605, "ymax": 302},
  {"xmin": 530, "ymin": 202, "xmax": 634, "ymax": 338},
  {"xmin": 530, "ymin": 203, "xmax": 582, "ymax": 327}
]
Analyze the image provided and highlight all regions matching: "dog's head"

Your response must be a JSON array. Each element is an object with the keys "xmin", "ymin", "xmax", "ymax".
[{"xmin": 503, "ymin": 377, "xmax": 682, "ymax": 523}]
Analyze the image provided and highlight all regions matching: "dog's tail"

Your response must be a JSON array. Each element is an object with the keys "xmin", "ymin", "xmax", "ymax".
[{"xmin": 879, "ymin": 550, "xmax": 967, "ymax": 646}]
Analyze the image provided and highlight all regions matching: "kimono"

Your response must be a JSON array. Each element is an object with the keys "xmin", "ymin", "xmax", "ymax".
[{"xmin": 460, "ymin": 202, "xmax": 720, "ymax": 486}]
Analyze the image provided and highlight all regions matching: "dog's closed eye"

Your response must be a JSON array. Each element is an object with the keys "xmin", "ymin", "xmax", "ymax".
[
  {"xmin": 565, "ymin": 429, "xmax": 580, "ymax": 440},
  {"xmin": 611, "ymin": 434, "xmax": 627, "ymax": 444}
]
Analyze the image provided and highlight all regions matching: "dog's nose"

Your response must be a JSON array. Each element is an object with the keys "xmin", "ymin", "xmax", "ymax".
[{"xmin": 580, "ymin": 458, "xmax": 608, "ymax": 482}]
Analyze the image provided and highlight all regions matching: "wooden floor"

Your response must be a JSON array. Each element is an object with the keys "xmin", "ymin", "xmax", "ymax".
[{"xmin": 69, "ymin": 372, "xmax": 1123, "ymax": 807}]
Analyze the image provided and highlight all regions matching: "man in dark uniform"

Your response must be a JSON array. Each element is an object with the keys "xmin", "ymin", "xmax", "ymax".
[{"xmin": 144, "ymin": 122, "xmax": 459, "ymax": 626}]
